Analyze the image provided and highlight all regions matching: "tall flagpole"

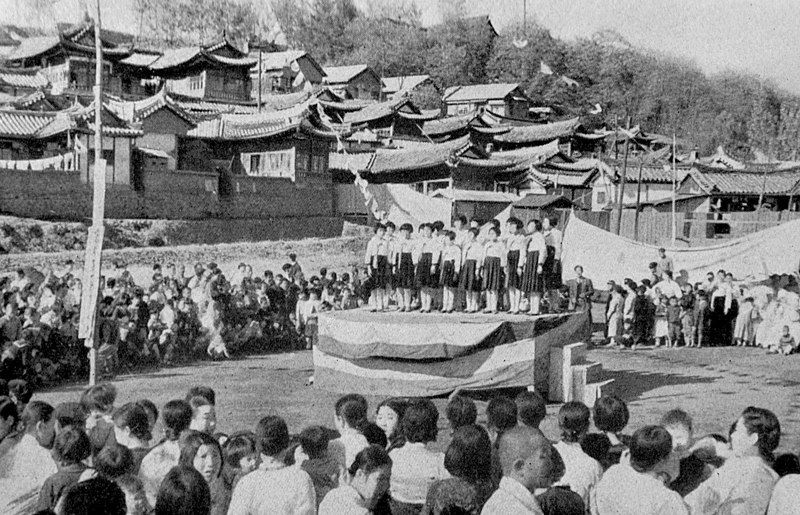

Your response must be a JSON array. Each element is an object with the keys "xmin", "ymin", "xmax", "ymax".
[{"xmin": 672, "ymin": 133, "xmax": 677, "ymax": 245}]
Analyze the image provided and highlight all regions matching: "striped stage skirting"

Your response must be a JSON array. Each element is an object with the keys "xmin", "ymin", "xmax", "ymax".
[{"xmin": 313, "ymin": 309, "xmax": 592, "ymax": 397}]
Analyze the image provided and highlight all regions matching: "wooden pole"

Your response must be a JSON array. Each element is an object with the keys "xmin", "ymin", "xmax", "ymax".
[
  {"xmin": 257, "ymin": 43, "xmax": 262, "ymax": 112},
  {"xmin": 633, "ymin": 156, "xmax": 644, "ymax": 240},
  {"xmin": 82, "ymin": 0, "xmax": 106, "ymax": 387},
  {"xmin": 615, "ymin": 117, "xmax": 630, "ymax": 235},
  {"xmin": 672, "ymin": 133, "xmax": 677, "ymax": 245}
]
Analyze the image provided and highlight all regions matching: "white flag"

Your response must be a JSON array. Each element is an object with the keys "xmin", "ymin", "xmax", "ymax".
[
  {"xmin": 540, "ymin": 61, "xmax": 554, "ymax": 75},
  {"xmin": 589, "ymin": 103, "xmax": 602, "ymax": 114}
]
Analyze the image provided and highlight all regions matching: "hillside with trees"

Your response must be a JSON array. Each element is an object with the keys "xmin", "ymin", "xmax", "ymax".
[{"xmin": 135, "ymin": 0, "xmax": 800, "ymax": 159}]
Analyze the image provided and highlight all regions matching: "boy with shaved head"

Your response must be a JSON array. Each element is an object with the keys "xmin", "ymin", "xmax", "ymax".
[{"xmin": 481, "ymin": 426, "xmax": 559, "ymax": 514}]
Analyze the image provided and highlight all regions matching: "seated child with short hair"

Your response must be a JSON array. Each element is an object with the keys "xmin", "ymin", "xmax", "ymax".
[{"xmin": 768, "ymin": 325, "xmax": 797, "ymax": 355}]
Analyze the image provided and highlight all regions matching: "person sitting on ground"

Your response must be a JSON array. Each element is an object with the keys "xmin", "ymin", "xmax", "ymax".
[
  {"xmin": 139, "ymin": 399, "xmax": 192, "ymax": 506},
  {"xmin": 580, "ymin": 433, "xmax": 612, "ymax": 471},
  {"xmin": 481, "ymin": 426, "xmax": 560, "ymax": 515},
  {"xmin": 178, "ymin": 430, "xmax": 226, "ymax": 515},
  {"xmin": 659, "ymin": 408, "xmax": 710, "ymax": 497},
  {"xmin": 227, "ymin": 415, "xmax": 316, "ymax": 515},
  {"xmin": 81, "ymin": 383, "xmax": 117, "ymax": 456},
  {"xmin": 112, "ymin": 402, "xmax": 152, "ymax": 474},
  {"xmin": 389, "ymin": 398, "xmax": 450, "ymax": 513},
  {"xmin": 56, "ymin": 476, "xmax": 127, "ymax": 515},
  {"xmin": 188, "ymin": 395, "xmax": 217, "ymax": 435},
  {"xmin": 329, "ymin": 394, "xmax": 370, "ymax": 469},
  {"xmin": 446, "ymin": 393, "xmax": 477, "ymax": 434},
  {"xmin": 685, "ymin": 406, "xmax": 781, "ymax": 515},
  {"xmin": 36, "ymin": 426, "xmax": 92, "ymax": 512},
  {"xmin": 591, "ymin": 425, "xmax": 688, "ymax": 514},
  {"xmin": 768, "ymin": 452, "xmax": 800, "ymax": 514},
  {"xmin": 296, "ymin": 425, "xmax": 340, "ymax": 508},
  {"xmin": 422, "ymin": 424, "xmax": 495, "ymax": 515},
  {"xmin": 319, "ymin": 445, "xmax": 392, "ymax": 515},
  {"xmin": 375, "ymin": 398, "xmax": 408, "ymax": 451},
  {"xmin": 768, "ymin": 325, "xmax": 797, "ymax": 355},
  {"xmin": 155, "ymin": 466, "xmax": 211, "ymax": 515},
  {"xmin": 516, "ymin": 390, "xmax": 547, "ymax": 430},
  {"xmin": 487, "ymin": 396, "xmax": 519, "ymax": 487},
  {"xmin": 592, "ymin": 395, "xmax": 631, "ymax": 465},
  {"xmin": 552, "ymin": 402, "xmax": 603, "ymax": 507}
]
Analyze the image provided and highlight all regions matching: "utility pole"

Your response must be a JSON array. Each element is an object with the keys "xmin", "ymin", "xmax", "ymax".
[
  {"xmin": 615, "ymin": 117, "xmax": 631, "ymax": 235},
  {"xmin": 672, "ymin": 134, "xmax": 677, "ymax": 245},
  {"xmin": 78, "ymin": 0, "xmax": 107, "ymax": 387},
  {"xmin": 633, "ymin": 156, "xmax": 644, "ymax": 240},
  {"xmin": 257, "ymin": 40, "xmax": 262, "ymax": 112}
]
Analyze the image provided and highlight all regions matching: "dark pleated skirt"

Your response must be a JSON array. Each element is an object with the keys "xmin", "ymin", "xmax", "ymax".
[
  {"xmin": 439, "ymin": 260, "xmax": 458, "ymax": 287},
  {"xmin": 543, "ymin": 246, "xmax": 563, "ymax": 289},
  {"xmin": 459, "ymin": 259, "xmax": 480, "ymax": 292},
  {"xmin": 483, "ymin": 256, "xmax": 502, "ymax": 291},
  {"xmin": 374, "ymin": 255, "xmax": 392, "ymax": 288},
  {"xmin": 415, "ymin": 252, "xmax": 434, "ymax": 288},
  {"xmin": 397, "ymin": 252, "xmax": 415, "ymax": 289},
  {"xmin": 507, "ymin": 250, "xmax": 521, "ymax": 288},
  {"xmin": 521, "ymin": 250, "xmax": 541, "ymax": 294}
]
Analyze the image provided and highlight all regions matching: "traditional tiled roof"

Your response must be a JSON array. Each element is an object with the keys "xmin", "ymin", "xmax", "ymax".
[
  {"xmin": 381, "ymin": 75, "xmax": 430, "ymax": 95},
  {"xmin": 255, "ymin": 50, "xmax": 321, "ymax": 75},
  {"xmin": 442, "ymin": 83, "xmax": 521, "ymax": 103},
  {"xmin": 5, "ymin": 36, "xmax": 60, "ymax": 61},
  {"xmin": 687, "ymin": 165, "xmax": 800, "ymax": 195},
  {"xmin": 370, "ymin": 135, "xmax": 473, "ymax": 174},
  {"xmin": 107, "ymin": 90, "xmax": 196, "ymax": 126},
  {"xmin": 0, "ymin": 68, "xmax": 48, "ymax": 89},
  {"xmin": 513, "ymin": 194, "xmax": 574, "ymax": 209},
  {"xmin": 433, "ymin": 189, "xmax": 520, "ymax": 203},
  {"xmin": 149, "ymin": 46, "xmax": 255, "ymax": 72},
  {"xmin": 422, "ymin": 113, "xmax": 476, "ymax": 137},
  {"xmin": 0, "ymin": 110, "xmax": 57, "ymax": 138},
  {"xmin": 467, "ymin": 141, "xmax": 562, "ymax": 173},
  {"xmin": 328, "ymin": 152, "xmax": 376, "ymax": 172},
  {"xmin": 699, "ymin": 146, "xmax": 746, "ymax": 170},
  {"xmin": 343, "ymin": 98, "xmax": 418, "ymax": 125},
  {"xmin": 323, "ymin": 64, "xmax": 374, "ymax": 84},
  {"xmin": 397, "ymin": 109, "xmax": 440, "ymax": 121},
  {"xmin": 169, "ymin": 93, "xmax": 258, "ymax": 115},
  {"xmin": 186, "ymin": 104, "xmax": 306, "ymax": 140},
  {"xmin": 616, "ymin": 164, "xmax": 688, "ymax": 184},
  {"xmin": 532, "ymin": 158, "xmax": 601, "ymax": 187},
  {"xmin": 118, "ymin": 51, "xmax": 161, "ymax": 68},
  {"xmin": 137, "ymin": 147, "xmax": 171, "ymax": 159},
  {"xmin": 494, "ymin": 117, "xmax": 579, "ymax": 144}
]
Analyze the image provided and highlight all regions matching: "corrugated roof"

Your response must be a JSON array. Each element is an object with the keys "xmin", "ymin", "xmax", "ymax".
[
  {"xmin": 494, "ymin": 117, "xmax": 579, "ymax": 144},
  {"xmin": 443, "ymin": 83, "xmax": 520, "ymax": 103},
  {"xmin": 433, "ymin": 189, "xmax": 520, "ymax": 203},
  {"xmin": 513, "ymin": 194, "xmax": 574, "ymax": 209},
  {"xmin": 323, "ymin": 65, "xmax": 372, "ymax": 84},
  {"xmin": 381, "ymin": 75, "xmax": 430, "ymax": 94},
  {"xmin": 370, "ymin": 135, "xmax": 472, "ymax": 174},
  {"xmin": 687, "ymin": 166, "xmax": 800, "ymax": 195},
  {"xmin": 0, "ymin": 68, "xmax": 48, "ymax": 89}
]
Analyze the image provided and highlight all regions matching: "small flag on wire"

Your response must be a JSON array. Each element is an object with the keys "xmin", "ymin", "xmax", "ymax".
[{"xmin": 540, "ymin": 61, "xmax": 554, "ymax": 75}]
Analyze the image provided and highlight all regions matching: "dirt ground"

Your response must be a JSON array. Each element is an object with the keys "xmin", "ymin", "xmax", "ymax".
[{"xmin": 32, "ymin": 344, "xmax": 800, "ymax": 456}]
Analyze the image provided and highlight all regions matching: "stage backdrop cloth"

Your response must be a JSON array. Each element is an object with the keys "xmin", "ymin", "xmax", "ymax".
[
  {"xmin": 562, "ymin": 215, "xmax": 800, "ymax": 285},
  {"xmin": 313, "ymin": 310, "xmax": 592, "ymax": 397}
]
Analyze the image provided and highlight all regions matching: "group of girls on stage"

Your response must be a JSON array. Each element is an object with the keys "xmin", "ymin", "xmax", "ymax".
[{"xmin": 364, "ymin": 215, "xmax": 563, "ymax": 314}]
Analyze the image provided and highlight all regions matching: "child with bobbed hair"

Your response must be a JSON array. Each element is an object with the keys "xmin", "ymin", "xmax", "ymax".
[
  {"xmin": 515, "ymin": 390, "xmax": 547, "ymax": 430},
  {"xmin": 112, "ymin": 402, "xmax": 152, "ymax": 473},
  {"xmin": 593, "ymin": 394, "xmax": 631, "ymax": 465},
  {"xmin": 81, "ymin": 383, "xmax": 118, "ymax": 455},
  {"xmin": 446, "ymin": 394, "xmax": 477, "ymax": 433},
  {"xmin": 139, "ymin": 399, "xmax": 192, "ymax": 506},
  {"xmin": 296, "ymin": 425, "xmax": 339, "ymax": 507},
  {"xmin": 36, "ymin": 426, "xmax": 92, "ymax": 512},
  {"xmin": 553, "ymin": 402, "xmax": 603, "ymax": 508}
]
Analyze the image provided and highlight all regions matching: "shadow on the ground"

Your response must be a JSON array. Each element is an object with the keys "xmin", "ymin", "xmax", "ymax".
[{"xmin": 603, "ymin": 368, "xmax": 720, "ymax": 401}]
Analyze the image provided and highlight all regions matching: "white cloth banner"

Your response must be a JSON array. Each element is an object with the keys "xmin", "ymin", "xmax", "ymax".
[
  {"xmin": 0, "ymin": 153, "xmax": 74, "ymax": 171},
  {"xmin": 562, "ymin": 214, "xmax": 800, "ymax": 285}
]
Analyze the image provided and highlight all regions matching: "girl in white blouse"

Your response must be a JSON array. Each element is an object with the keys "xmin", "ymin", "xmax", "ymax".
[
  {"xmin": 439, "ymin": 232, "xmax": 462, "ymax": 313},
  {"xmin": 459, "ymin": 229, "xmax": 484, "ymax": 313},
  {"xmin": 482, "ymin": 227, "xmax": 507, "ymax": 314}
]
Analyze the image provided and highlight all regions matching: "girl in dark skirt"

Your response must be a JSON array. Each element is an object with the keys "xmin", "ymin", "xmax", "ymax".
[
  {"xmin": 365, "ymin": 223, "xmax": 388, "ymax": 312},
  {"xmin": 522, "ymin": 219, "xmax": 547, "ymax": 315},
  {"xmin": 459, "ymin": 228, "xmax": 483, "ymax": 313},
  {"xmin": 414, "ymin": 223, "xmax": 440, "ymax": 313},
  {"xmin": 482, "ymin": 226, "xmax": 506, "ymax": 314},
  {"xmin": 395, "ymin": 223, "xmax": 416, "ymax": 311},
  {"xmin": 505, "ymin": 217, "xmax": 525, "ymax": 314},
  {"xmin": 439, "ymin": 231, "xmax": 462, "ymax": 313}
]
